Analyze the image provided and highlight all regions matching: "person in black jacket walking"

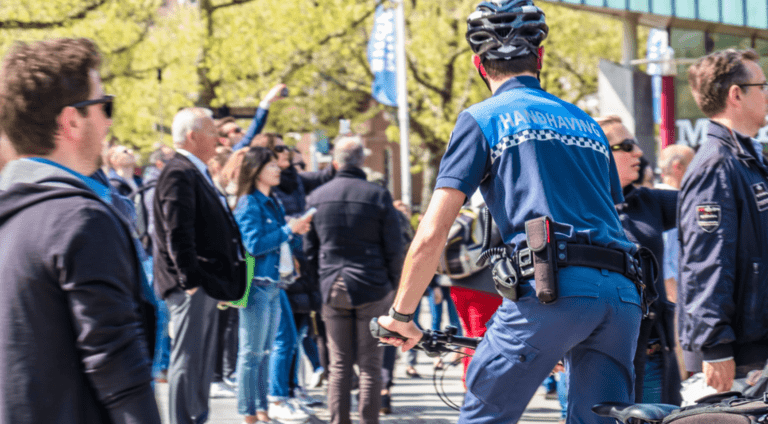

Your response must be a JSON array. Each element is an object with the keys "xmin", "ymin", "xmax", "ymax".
[{"xmin": 305, "ymin": 136, "xmax": 403, "ymax": 424}]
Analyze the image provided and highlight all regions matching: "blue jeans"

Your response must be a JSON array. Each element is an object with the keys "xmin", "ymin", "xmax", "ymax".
[
  {"xmin": 237, "ymin": 284, "xmax": 281, "ymax": 415},
  {"xmin": 269, "ymin": 289, "xmax": 299, "ymax": 400},
  {"xmin": 642, "ymin": 352, "xmax": 664, "ymax": 403},
  {"xmin": 144, "ymin": 257, "xmax": 170, "ymax": 377},
  {"xmin": 428, "ymin": 286, "xmax": 464, "ymax": 335},
  {"xmin": 542, "ymin": 375, "xmax": 557, "ymax": 393},
  {"xmin": 459, "ymin": 266, "xmax": 642, "ymax": 424},
  {"xmin": 300, "ymin": 316, "xmax": 322, "ymax": 371},
  {"xmin": 153, "ymin": 299, "xmax": 171, "ymax": 376},
  {"xmin": 557, "ymin": 371, "xmax": 568, "ymax": 420}
]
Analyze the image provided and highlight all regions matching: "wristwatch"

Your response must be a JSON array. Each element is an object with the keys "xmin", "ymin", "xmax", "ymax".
[{"xmin": 389, "ymin": 307, "xmax": 414, "ymax": 323}]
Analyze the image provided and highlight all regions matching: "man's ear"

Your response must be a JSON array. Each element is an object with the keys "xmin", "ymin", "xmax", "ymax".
[
  {"xmin": 185, "ymin": 130, "xmax": 197, "ymax": 151},
  {"xmin": 56, "ymin": 106, "xmax": 83, "ymax": 142},
  {"xmin": 728, "ymin": 84, "xmax": 742, "ymax": 104},
  {"xmin": 332, "ymin": 160, "xmax": 340, "ymax": 170}
]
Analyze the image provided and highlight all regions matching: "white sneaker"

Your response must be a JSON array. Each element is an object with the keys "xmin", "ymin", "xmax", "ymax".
[
  {"xmin": 210, "ymin": 381, "xmax": 236, "ymax": 398},
  {"xmin": 268, "ymin": 401, "xmax": 309, "ymax": 423},
  {"xmin": 223, "ymin": 375, "xmax": 237, "ymax": 389},
  {"xmin": 307, "ymin": 367, "xmax": 325, "ymax": 389}
]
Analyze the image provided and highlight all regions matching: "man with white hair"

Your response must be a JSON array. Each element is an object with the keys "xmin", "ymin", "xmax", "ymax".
[
  {"xmin": 305, "ymin": 136, "xmax": 404, "ymax": 424},
  {"xmin": 152, "ymin": 107, "xmax": 246, "ymax": 424},
  {"xmin": 657, "ymin": 145, "xmax": 695, "ymax": 192}
]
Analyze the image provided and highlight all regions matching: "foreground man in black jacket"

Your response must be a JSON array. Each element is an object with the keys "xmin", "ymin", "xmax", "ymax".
[
  {"xmin": 679, "ymin": 48, "xmax": 768, "ymax": 393},
  {"xmin": 0, "ymin": 38, "xmax": 161, "ymax": 424}
]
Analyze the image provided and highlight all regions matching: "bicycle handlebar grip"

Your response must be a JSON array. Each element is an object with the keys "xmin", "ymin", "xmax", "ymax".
[{"xmin": 369, "ymin": 317, "xmax": 410, "ymax": 341}]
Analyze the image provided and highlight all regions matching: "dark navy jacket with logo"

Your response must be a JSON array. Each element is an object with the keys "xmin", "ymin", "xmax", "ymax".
[
  {"xmin": 435, "ymin": 76, "xmax": 634, "ymax": 256},
  {"xmin": 678, "ymin": 120, "xmax": 768, "ymax": 368}
]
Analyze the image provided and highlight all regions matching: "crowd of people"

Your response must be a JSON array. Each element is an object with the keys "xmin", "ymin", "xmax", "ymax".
[{"xmin": 1, "ymin": 1, "xmax": 768, "ymax": 424}]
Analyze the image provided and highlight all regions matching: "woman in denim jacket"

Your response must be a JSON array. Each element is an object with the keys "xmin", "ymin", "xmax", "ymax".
[{"xmin": 232, "ymin": 147, "xmax": 313, "ymax": 424}]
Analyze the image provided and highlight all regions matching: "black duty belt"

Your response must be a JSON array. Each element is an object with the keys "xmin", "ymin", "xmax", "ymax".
[{"xmin": 510, "ymin": 242, "xmax": 643, "ymax": 287}]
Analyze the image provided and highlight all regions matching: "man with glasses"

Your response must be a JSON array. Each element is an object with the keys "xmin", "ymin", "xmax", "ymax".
[
  {"xmin": 0, "ymin": 38, "xmax": 161, "ymax": 423},
  {"xmin": 678, "ymin": 48, "xmax": 768, "ymax": 394},
  {"xmin": 216, "ymin": 83, "xmax": 286, "ymax": 149}
]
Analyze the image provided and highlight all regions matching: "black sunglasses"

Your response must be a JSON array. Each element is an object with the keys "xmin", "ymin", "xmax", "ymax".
[
  {"xmin": 272, "ymin": 145, "xmax": 289, "ymax": 153},
  {"xmin": 738, "ymin": 82, "xmax": 768, "ymax": 92},
  {"xmin": 69, "ymin": 95, "xmax": 114, "ymax": 119},
  {"xmin": 611, "ymin": 139, "xmax": 638, "ymax": 153}
]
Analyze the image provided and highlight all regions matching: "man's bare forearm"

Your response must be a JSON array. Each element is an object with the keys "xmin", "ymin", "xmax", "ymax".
[{"xmin": 391, "ymin": 188, "xmax": 465, "ymax": 314}]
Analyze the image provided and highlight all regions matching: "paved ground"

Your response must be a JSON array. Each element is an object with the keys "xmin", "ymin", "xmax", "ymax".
[
  {"xmin": 155, "ymin": 298, "xmax": 563, "ymax": 423},
  {"xmin": 155, "ymin": 353, "xmax": 563, "ymax": 424}
]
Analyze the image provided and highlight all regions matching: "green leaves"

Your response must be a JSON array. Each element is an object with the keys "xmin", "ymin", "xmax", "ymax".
[{"xmin": 0, "ymin": 0, "xmax": 632, "ymax": 166}]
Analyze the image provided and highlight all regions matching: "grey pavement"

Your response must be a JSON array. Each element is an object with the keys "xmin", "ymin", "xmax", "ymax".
[{"xmin": 155, "ymin": 353, "xmax": 563, "ymax": 424}]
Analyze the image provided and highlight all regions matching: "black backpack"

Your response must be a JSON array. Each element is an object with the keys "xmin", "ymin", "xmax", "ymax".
[
  {"xmin": 662, "ymin": 393, "xmax": 768, "ymax": 424},
  {"xmin": 128, "ymin": 180, "xmax": 157, "ymax": 252}
]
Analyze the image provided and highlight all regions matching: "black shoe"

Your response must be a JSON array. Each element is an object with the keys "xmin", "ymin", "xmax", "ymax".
[
  {"xmin": 380, "ymin": 394, "xmax": 392, "ymax": 415},
  {"xmin": 545, "ymin": 388, "xmax": 558, "ymax": 400},
  {"xmin": 405, "ymin": 367, "xmax": 421, "ymax": 378}
]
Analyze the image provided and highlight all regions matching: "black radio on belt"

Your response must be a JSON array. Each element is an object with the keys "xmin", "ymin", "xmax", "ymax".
[{"xmin": 525, "ymin": 216, "xmax": 559, "ymax": 304}]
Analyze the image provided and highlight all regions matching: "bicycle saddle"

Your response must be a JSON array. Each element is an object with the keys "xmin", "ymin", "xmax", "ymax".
[{"xmin": 591, "ymin": 401, "xmax": 679, "ymax": 424}]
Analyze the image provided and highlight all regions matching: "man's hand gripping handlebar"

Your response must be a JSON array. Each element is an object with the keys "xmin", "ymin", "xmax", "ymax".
[
  {"xmin": 370, "ymin": 317, "xmax": 481, "ymax": 357},
  {"xmin": 372, "ymin": 315, "xmax": 425, "ymax": 353}
]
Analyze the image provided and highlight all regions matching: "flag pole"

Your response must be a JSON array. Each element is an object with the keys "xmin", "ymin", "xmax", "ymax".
[{"xmin": 394, "ymin": 0, "xmax": 411, "ymax": 208}]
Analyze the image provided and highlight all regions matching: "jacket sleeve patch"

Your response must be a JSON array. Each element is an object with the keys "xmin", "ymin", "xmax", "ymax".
[
  {"xmin": 751, "ymin": 183, "xmax": 768, "ymax": 212},
  {"xmin": 696, "ymin": 204, "xmax": 721, "ymax": 233}
]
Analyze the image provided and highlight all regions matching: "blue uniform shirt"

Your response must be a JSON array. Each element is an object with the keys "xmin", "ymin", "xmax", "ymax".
[{"xmin": 435, "ymin": 76, "xmax": 634, "ymax": 255}]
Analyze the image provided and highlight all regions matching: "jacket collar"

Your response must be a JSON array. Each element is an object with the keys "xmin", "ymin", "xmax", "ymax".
[
  {"xmin": 494, "ymin": 76, "xmax": 542, "ymax": 97},
  {"xmin": 336, "ymin": 166, "xmax": 367, "ymax": 180},
  {"xmin": 707, "ymin": 120, "xmax": 768, "ymax": 175},
  {"xmin": 174, "ymin": 152, "xmax": 239, "ymax": 225}
]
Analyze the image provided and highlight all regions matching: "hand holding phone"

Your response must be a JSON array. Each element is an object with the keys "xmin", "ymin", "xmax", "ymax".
[{"xmin": 301, "ymin": 207, "xmax": 317, "ymax": 220}]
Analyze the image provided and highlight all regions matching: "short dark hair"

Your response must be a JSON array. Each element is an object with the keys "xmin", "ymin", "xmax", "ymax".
[
  {"xmin": 482, "ymin": 53, "xmax": 538, "ymax": 79},
  {"xmin": 0, "ymin": 38, "xmax": 101, "ymax": 155},
  {"xmin": 688, "ymin": 49, "xmax": 760, "ymax": 117}
]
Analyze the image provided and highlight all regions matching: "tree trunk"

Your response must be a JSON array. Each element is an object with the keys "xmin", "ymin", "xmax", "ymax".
[{"xmin": 420, "ymin": 148, "xmax": 438, "ymax": 213}]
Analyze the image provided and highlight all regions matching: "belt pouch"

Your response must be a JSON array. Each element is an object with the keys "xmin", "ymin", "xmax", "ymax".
[{"xmin": 525, "ymin": 216, "xmax": 558, "ymax": 303}]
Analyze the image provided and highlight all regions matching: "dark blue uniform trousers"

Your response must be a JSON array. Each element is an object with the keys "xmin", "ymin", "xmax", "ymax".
[{"xmin": 459, "ymin": 266, "xmax": 642, "ymax": 424}]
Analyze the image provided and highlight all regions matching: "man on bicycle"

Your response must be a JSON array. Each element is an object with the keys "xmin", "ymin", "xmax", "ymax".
[{"xmin": 378, "ymin": 1, "xmax": 645, "ymax": 422}]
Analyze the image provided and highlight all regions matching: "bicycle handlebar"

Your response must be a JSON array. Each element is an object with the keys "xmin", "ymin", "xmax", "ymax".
[{"xmin": 369, "ymin": 317, "xmax": 481, "ymax": 356}]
